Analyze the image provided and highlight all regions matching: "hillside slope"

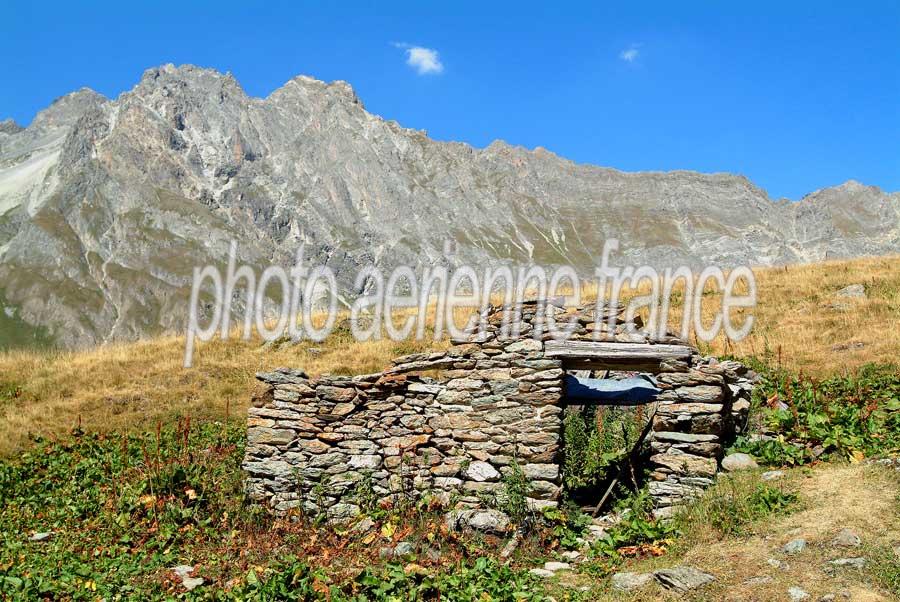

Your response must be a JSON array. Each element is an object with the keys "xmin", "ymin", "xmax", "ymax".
[{"xmin": 0, "ymin": 255, "xmax": 897, "ymax": 457}]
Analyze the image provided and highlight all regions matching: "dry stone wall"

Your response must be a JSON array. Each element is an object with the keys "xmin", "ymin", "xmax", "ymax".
[
  {"xmin": 648, "ymin": 358, "xmax": 755, "ymax": 517},
  {"xmin": 243, "ymin": 300, "xmax": 755, "ymax": 519}
]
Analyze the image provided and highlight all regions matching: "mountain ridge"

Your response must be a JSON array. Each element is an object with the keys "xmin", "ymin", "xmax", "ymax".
[{"xmin": 1, "ymin": 63, "xmax": 898, "ymax": 349}]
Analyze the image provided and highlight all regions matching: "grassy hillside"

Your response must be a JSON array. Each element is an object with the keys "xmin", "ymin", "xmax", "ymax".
[{"xmin": 0, "ymin": 255, "xmax": 898, "ymax": 457}]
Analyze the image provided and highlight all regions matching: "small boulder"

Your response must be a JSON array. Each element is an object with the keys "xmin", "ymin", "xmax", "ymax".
[
  {"xmin": 830, "ymin": 528, "xmax": 860, "ymax": 548},
  {"xmin": 761, "ymin": 470, "xmax": 785, "ymax": 481},
  {"xmin": 543, "ymin": 561, "xmax": 571, "ymax": 572},
  {"xmin": 444, "ymin": 509, "xmax": 510, "ymax": 534},
  {"xmin": 722, "ymin": 453, "xmax": 758, "ymax": 472},
  {"xmin": 782, "ymin": 539, "xmax": 807, "ymax": 555},
  {"xmin": 828, "ymin": 557, "xmax": 865, "ymax": 569},
  {"xmin": 560, "ymin": 550, "xmax": 582, "ymax": 562},
  {"xmin": 529, "ymin": 568, "xmax": 554, "ymax": 579},
  {"xmin": 393, "ymin": 541, "xmax": 415, "ymax": 557},
  {"xmin": 351, "ymin": 517, "xmax": 376, "ymax": 534},
  {"xmin": 835, "ymin": 284, "xmax": 866, "ymax": 298},
  {"xmin": 788, "ymin": 586, "xmax": 810, "ymax": 601},
  {"xmin": 612, "ymin": 572, "xmax": 654, "ymax": 591},
  {"xmin": 327, "ymin": 503, "xmax": 361, "ymax": 522},
  {"xmin": 654, "ymin": 566, "xmax": 716, "ymax": 592}
]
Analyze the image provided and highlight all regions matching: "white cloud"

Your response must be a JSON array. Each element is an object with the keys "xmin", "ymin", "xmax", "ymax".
[
  {"xmin": 619, "ymin": 45, "xmax": 640, "ymax": 63},
  {"xmin": 393, "ymin": 43, "xmax": 444, "ymax": 75}
]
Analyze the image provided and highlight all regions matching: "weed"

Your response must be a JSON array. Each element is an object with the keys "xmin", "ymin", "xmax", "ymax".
[{"xmin": 676, "ymin": 474, "xmax": 799, "ymax": 538}]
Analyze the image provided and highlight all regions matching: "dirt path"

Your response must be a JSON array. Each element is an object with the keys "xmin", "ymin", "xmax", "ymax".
[
  {"xmin": 559, "ymin": 463, "xmax": 900, "ymax": 601},
  {"xmin": 675, "ymin": 463, "xmax": 900, "ymax": 601}
]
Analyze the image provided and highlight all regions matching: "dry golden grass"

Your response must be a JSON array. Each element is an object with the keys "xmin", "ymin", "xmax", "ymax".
[
  {"xmin": 559, "ymin": 463, "xmax": 900, "ymax": 601},
  {"xmin": 684, "ymin": 254, "xmax": 900, "ymax": 376},
  {"xmin": 0, "ymin": 255, "xmax": 897, "ymax": 457}
]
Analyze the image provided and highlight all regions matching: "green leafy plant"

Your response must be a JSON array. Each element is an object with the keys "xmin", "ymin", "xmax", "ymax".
[
  {"xmin": 728, "ymin": 436, "xmax": 812, "ymax": 467},
  {"xmin": 562, "ymin": 405, "xmax": 646, "ymax": 491},
  {"xmin": 352, "ymin": 557, "xmax": 544, "ymax": 601},
  {"xmin": 589, "ymin": 489, "xmax": 677, "ymax": 561},
  {"xmin": 540, "ymin": 503, "xmax": 592, "ymax": 549},
  {"xmin": 745, "ymin": 362, "xmax": 900, "ymax": 460}
]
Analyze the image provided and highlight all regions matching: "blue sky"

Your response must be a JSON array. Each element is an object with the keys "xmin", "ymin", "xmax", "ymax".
[{"xmin": 3, "ymin": 1, "xmax": 898, "ymax": 200}]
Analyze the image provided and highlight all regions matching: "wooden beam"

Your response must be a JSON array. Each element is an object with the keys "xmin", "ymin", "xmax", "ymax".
[{"xmin": 544, "ymin": 340, "xmax": 692, "ymax": 363}]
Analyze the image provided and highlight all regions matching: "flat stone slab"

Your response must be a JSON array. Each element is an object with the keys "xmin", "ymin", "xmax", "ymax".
[
  {"xmin": 654, "ymin": 566, "xmax": 716, "ymax": 592},
  {"xmin": 612, "ymin": 572, "xmax": 654, "ymax": 591}
]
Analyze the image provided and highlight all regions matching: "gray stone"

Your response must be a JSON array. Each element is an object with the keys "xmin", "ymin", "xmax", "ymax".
[
  {"xmin": 782, "ymin": 539, "xmax": 807, "ymax": 554},
  {"xmin": 543, "ymin": 561, "xmax": 571, "ymax": 572},
  {"xmin": 172, "ymin": 565, "xmax": 204, "ymax": 591},
  {"xmin": 393, "ymin": 541, "xmax": 415, "ymax": 557},
  {"xmin": 445, "ymin": 509, "xmax": 510, "ymax": 534},
  {"xmin": 327, "ymin": 503, "xmax": 361, "ymax": 521},
  {"xmin": 28, "ymin": 532, "xmax": 52, "ymax": 542},
  {"xmin": 351, "ymin": 517, "xmax": 375, "ymax": 534},
  {"xmin": 828, "ymin": 557, "xmax": 865, "ymax": 569},
  {"xmin": 830, "ymin": 528, "xmax": 860, "ymax": 548},
  {"xmin": 652, "ymin": 431, "xmax": 719, "ymax": 443},
  {"xmin": 722, "ymin": 453, "xmax": 758, "ymax": 472},
  {"xmin": 560, "ymin": 550, "xmax": 581, "ymax": 562},
  {"xmin": 761, "ymin": 470, "xmax": 785, "ymax": 481},
  {"xmin": 465, "ymin": 461, "xmax": 501, "ymax": 482},
  {"xmin": 789, "ymin": 586, "xmax": 810, "ymax": 601},
  {"xmin": 611, "ymin": 572, "xmax": 654, "ymax": 591},
  {"xmin": 835, "ymin": 284, "xmax": 866, "ymax": 298},
  {"xmin": 348, "ymin": 455, "xmax": 382, "ymax": 470},
  {"xmin": 522, "ymin": 463, "xmax": 559, "ymax": 481},
  {"xmin": 654, "ymin": 566, "xmax": 716, "ymax": 591},
  {"xmin": 528, "ymin": 568, "xmax": 554, "ymax": 579},
  {"xmin": 506, "ymin": 339, "xmax": 542, "ymax": 353}
]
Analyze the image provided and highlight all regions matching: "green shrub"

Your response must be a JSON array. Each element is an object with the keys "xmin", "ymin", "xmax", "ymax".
[{"xmin": 562, "ymin": 405, "xmax": 646, "ymax": 491}]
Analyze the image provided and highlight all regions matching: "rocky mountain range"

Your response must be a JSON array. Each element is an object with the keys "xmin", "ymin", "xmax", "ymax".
[{"xmin": 1, "ymin": 64, "xmax": 898, "ymax": 349}]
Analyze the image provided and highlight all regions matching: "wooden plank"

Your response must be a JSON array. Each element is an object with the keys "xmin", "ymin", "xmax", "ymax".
[{"xmin": 545, "ymin": 340, "xmax": 692, "ymax": 362}]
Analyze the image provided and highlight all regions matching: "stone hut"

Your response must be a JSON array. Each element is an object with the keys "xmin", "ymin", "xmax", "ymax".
[{"xmin": 243, "ymin": 300, "xmax": 755, "ymax": 521}]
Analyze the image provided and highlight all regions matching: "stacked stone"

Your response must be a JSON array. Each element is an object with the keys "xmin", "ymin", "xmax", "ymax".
[
  {"xmin": 243, "ymin": 299, "xmax": 755, "ymax": 521},
  {"xmin": 243, "ymin": 331, "xmax": 567, "ymax": 518},
  {"xmin": 648, "ymin": 358, "xmax": 756, "ymax": 517},
  {"xmin": 459, "ymin": 299, "xmax": 685, "ymax": 346}
]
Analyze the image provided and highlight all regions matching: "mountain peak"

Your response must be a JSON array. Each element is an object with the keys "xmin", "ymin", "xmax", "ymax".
[
  {"xmin": 29, "ymin": 88, "xmax": 106, "ymax": 130},
  {"xmin": 0, "ymin": 118, "xmax": 23, "ymax": 135},
  {"xmin": 269, "ymin": 74, "xmax": 363, "ymax": 108}
]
